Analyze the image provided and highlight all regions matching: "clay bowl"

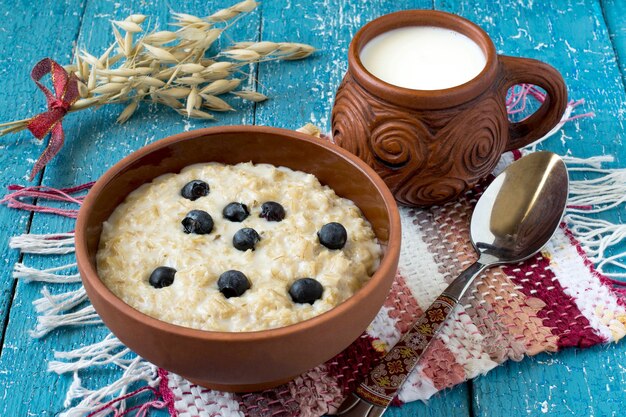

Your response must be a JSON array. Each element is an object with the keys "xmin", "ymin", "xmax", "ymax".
[{"xmin": 76, "ymin": 125, "xmax": 401, "ymax": 392}]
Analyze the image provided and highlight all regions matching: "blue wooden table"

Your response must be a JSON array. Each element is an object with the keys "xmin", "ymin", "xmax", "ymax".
[{"xmin": 0, "ymin": 0, "xmax": 625, "ymax": 415}]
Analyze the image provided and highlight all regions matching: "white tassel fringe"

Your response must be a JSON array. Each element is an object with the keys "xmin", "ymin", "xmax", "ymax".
[
  {"xmin": 561, "ymin": 154, "xmax": 614, "ymax": 168},
  {"xmin": 10, "ymin": 232, "xmax": 75, "ymax": 254},
  {"xmin": 567, "ymin": 168, "xmax": 626, "ymax": 213},
  {"xmin": 34, "ymin": 286, "xmax": 89, "ymax": 315},
  {"xmin": 30, "ymin": 305, "xmax": 102, "ymax": 338},
  {"xmin": 49, "ymin": 333, "xmax": 158, "ymax": 416},
  {"xmin": 59, "ymin": 357, "xmax": 158, "ymax": 416},
  {"xmin": 558, "ymin": 156, "xmax": 626, "ymax": 279},
  {"xmin": 13, "ymin": 262, "xmax": 81, "ymax": 283},
  {"xmin": 49, "ymin": 333, "xmax": 133, "ymax": 374}
]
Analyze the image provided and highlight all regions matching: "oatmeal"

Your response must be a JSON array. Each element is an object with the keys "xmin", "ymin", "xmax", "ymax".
[{"xmin": 96, "ymin": 162, "xmax": 381, "ymax": 332}]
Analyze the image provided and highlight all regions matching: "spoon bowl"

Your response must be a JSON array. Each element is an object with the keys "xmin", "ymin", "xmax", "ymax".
[{"xmin": 471, "ymin": 151, "xmax": 569, "ymax": 264}]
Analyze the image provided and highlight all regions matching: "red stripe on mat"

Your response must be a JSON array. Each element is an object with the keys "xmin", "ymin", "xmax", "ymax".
[
  {"xmin": 384, "ymin": 272, "xmax": 424, "ymax": 334},
  {"xmin": 503, "ymin": 253, "xmax": 605, "ymax": 348},
  {"xmin": 419, "ymin": 338, "xmax": 466, "ymax": 390},
  {"xmin": 324, "ymin": 333, "xmax": 383, "ymax": 394},
  {"xmin": 157, "ymin": 368, "xmax": 179, "ymax": 417}
]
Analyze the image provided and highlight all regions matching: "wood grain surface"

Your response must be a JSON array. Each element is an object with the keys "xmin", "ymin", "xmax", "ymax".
[{"xmin": 0, "ymin": 1, "xmax": 624, "ymax": 416}]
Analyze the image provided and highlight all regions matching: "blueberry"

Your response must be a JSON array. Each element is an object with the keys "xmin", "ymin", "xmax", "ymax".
[
  {"xmin": 182, "ymin": 210, "xmax": 214, "ymax": 234},
  {"xmin": 233, "ymin": 228, "xmax": 261, "ymax": 251},
  {"xmin": 317, "ymin": 222, "xmax": 347, "ymax": 250},
  {"xmin": 289, "ymin": 278, "xmax": 324, "ymax": 304},
  {"xmin": 260, "ymin": 201, "xmax": 285, "ymax": 222},
  {"xmin": 149, "ymin": 266, "xmax": 176, "ymax": 288},
  {"xmin": 223, "ymin": 202, "xmax": 250, "ymax": 222},
  {"xmin": 181, "ymin": 180, "xmax": 209, "ymax": 201},
  {"xmin": 218, "ymin": 270, "xmax": 251, "ymax": 298}
]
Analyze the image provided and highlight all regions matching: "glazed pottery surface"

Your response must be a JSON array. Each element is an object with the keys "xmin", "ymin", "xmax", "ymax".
[
  {"xmin": 332, "ymin": 10, "xmax": 568, "ymax": 207},
  {"xmin": 75, "ymin": 126, "xmax": 401, "ymax": 392}
]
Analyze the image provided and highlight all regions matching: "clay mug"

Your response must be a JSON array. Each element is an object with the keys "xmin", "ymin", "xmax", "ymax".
[{"xmin": 332, "ymin": 10, "xmax": 567, "ymax": 206}]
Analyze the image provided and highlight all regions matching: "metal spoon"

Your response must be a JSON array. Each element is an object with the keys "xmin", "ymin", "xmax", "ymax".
[{"xmin": 335, "ymin": 151, "xmax": 569, "ymax": 417}]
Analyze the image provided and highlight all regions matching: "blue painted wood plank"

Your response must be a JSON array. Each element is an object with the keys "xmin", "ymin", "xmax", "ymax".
[
  {"xmin": 256, "ymin": 1, "xmax": 471, "ymax": 416},
  {"xmin": 0, "ymin": 0, "xmax": 86, "ymax": 347},
  {"xmin": 472, "ymin": 345, "xmax": 626, "ymax": 417},
  {"xmin": 602, "ymin": 0, "xmax": 626, "ymax": 84},
  {"xmin": 0, "ymin": 0, "xmax": 260, "ymax": 415},
  {"xmin": 435, "ymin": 1, "xmax": 626, "ymax": 416}
]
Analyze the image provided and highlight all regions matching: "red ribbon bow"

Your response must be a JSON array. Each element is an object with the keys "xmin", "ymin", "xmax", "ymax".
[{"xmin": 26, "ymin": 58, "xmax": 79, "ymax": 180}]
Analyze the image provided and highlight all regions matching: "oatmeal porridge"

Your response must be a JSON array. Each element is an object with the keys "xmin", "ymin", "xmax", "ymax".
[{"xmin": 96, "ymin": 162, "xmax": 382, "ymax": 332}]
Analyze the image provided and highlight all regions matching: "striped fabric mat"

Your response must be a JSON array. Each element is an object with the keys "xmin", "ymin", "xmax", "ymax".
[{"xmin": 4, "ymin": 150, "xmax": 626, "ymax": 417}]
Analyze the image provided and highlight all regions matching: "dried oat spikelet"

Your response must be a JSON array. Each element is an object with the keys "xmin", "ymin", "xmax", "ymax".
[
  {"xmin": 186, "ymin": 88, "xmax": 199, "ymax": 116},
  {"xmin": 201, "ymin": 94, "xmax": 235, "ymax": 111},
  {"xmin": 231, "ymin": 90, "xmax": 267, "ymax": 102},
  {"xmin": 200, "ymin": 79, "xmax": 241, "ymax": 95},
  {"xmin": 144, "ymin": 31, "xmax": 178, "ymax": 45},
  {"xmin": 175, "ymin": 108, "xmax": 215, "ymax": 119},
  {"xmin": 158, "ymin": 87, "xmax": 192, "ymax": 99},
  {"xmin": 142, "ymin": 44, "xmax": 178, "ymax": 62},
  {"xmin": 127, "ymin": 14, "xmax": 147, "ymax": 24},
  {"xmin": 92, "ymin": 83, "xmax": 126, "ymax": 95},
  {"xmin": 296, "ymin": 123, "xmax": 321, "ymax": 138},
  {"xmin": 280, "ymin": 43, "xmax": 316, "ymax": 60},
  {"xmin": 178, "ymin": 63, "xmax": 205, "ymax": 73},
  {"xmin": 221, "ymin": 49, "xmax": 261, "ymax": 61},
  {"xmin": 171, "ymin": 12, "xmax": 210, "ymax": 29},
  {"xmin": 71, "ymin": 97, "xmax": 101, "ymax": 111},
  {"xmin": 207, "ymin": 0, "xmax": 258, "ymax": 22},
  {"xmin": 175, "ymin": 76, "xmax": 207, "ymax": 86},
  {"xmin": 113, "ymin": 20, "xmax": 143, "ymax": 33},
  {"xmin": 229, "ymin": 41, "xmax": 316, "ymax": 60},
  {"xmin": 117, "ymin": 100, "xmax": 139, "ymax": 123}
]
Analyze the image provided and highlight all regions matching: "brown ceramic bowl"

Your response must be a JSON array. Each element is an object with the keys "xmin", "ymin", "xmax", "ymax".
[{"xmin": 76, "ymin": 126, "xmax": 401, "ymax": 392}]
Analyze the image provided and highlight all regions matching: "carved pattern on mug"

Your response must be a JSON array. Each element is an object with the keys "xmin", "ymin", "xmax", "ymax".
[
  {"xmin": 369, "ymin": 117, "xmax": 429, "ymax": 170},
  {"xmin": 395, "ymin": 176, "xmax": 469, "ymax": 207},
  {"xmin": 333, "ymin": 74, "xmax": 435, "ymax": 195},
  {"xmin": 332, "ymin": 73, "xmax": 513, "ymax": 206},
  {"xmin": 332, "ymin": 75, "xmax": 376, "ymax": 167},
  {"xmin": 437, "ymin": 96, "xmax": 507, "ymax": 180}
]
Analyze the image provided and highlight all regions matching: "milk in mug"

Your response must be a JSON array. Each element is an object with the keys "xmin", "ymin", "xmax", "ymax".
[{"xmin": 360, "ymin": 26, "xmax": 487, "ymax": 90}]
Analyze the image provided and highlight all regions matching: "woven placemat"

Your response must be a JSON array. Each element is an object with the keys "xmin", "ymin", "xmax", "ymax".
[{"xmin": 4, "ymin": 146, "xmax": 626, "ymax": 416}]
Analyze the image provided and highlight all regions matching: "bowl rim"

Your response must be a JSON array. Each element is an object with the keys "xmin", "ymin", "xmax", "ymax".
[{"xmin": 76, "ymin": 125, "xmax": 401, "ymax": 341}]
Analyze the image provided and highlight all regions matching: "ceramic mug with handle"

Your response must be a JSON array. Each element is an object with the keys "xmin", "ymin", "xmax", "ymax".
[{"xmin": 332, "ymin": 10, "xmax": 567, "ymax": 207}]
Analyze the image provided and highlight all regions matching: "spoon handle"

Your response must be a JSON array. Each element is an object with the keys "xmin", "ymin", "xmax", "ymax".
[{"xmin": 335, "ymin": 261, "xmax": 487, "ymax": 416}]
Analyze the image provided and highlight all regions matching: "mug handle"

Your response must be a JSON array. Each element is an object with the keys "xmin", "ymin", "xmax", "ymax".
[{"xmin": 499, "ymin": 55, "xmax": 568, "ymax": 152}]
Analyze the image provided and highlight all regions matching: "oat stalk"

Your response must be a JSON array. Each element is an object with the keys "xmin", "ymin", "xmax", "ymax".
[{"xmin": 0, "ymin": 0, "xmax": 314, "ymax": 138}]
